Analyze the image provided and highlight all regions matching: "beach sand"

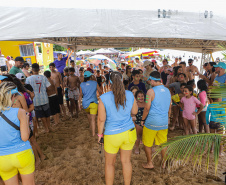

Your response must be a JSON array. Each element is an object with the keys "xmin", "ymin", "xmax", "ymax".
[{"xmin": 33, "ymin": 110, "xmax": 226, "ymax": 185}]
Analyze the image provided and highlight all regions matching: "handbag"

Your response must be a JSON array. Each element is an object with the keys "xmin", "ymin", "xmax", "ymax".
[{"xmin": 0, "ymin": 112, "xmax": 20, "ymax": 130}]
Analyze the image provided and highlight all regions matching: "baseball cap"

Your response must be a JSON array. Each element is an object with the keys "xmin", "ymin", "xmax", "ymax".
[
  {"xmin": 6, "ymin": 56, "xmax": 10, "ymax": 60},
  {"xmin": 121, "ymin": 59, "xmax": 125, "ymax": 62},
  {"xmin": 15, "ymin": 56, "xmax": 24, "ymax": 62},
  {"xmin": 16, "ymin": 73, "xmax": 26, "ymax": 80},
  {"xmin": 10, "ymin": 87, "xmax": 21, "ymax": 96},
  {"xmin": 84, "ymin": 71, "xmax": 93, "ymax": 78},
  {"xmin": 167, "ymin": 68, "xmax": 173, "ymax": 72},
  {"xmin": 0, "ymin": 75, "xmax": 8, "ymax": 81},
  {"xmin": 135, "ymin": 56, "xmax": 139, "ymax": 59},
  {"xmin": 213, "ymin": 62, "xmax": 226, "ymax": 69},
  {"xmin": 143, "ymin": 60, "xmax": 151, "ymax": 67},
  {"xmin": 188, "ymin": 59, "xmax": 193, "ymax": 63}
]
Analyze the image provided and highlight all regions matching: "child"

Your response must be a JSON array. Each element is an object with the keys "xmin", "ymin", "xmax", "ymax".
[
  {"xmin": 130, "ymin": 86, "xmax": 139, "ymax": 96},
  {"xmin": 26, "ymin": 63, "xmax": 51, "ymax": 133},
  {"xmin": 63, "ymin": 67, "xmax": 70, "ymax": 113},
  {"xmin": 68, "ymin": 67, "xmax": 80, "ymax": 118},
  {"xmin": 206, "ymin": 98, "xmax": 225, "ymax": 156},
  {"xmin": 197, "ymin": 79, "xmax": 209, "ymax": 133},
  {"xmin": 44, "ymin": 71, "xmax": 61, "ymax": 125},
  {"xmin": 171, "ymin": 83, "xmax": 186, "ymax": 130},
  {"xmin": 128, "ymin": 70, "xmax": 146, "ymax": 94},
  {"xmin": 180, "ymin": 85, "xmax": 204, "ymax": 135},
  {"xmin": 96, "ymin": 70, "xmax": 105, "ymax": 94},
  {"xmin": 79, "ymin": 68, "xmax": 84, "ymax": 83},
  {"xmin": 134, "ymin": 90, "xmax": 146, "ymax": 154}
]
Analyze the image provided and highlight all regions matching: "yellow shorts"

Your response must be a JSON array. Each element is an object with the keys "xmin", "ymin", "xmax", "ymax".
[
  {"xmin": 142, "ymin": 126, "xmax": 168, "ymax": 147},
  {"xmin": 104, "ymin": 128, "xmax": 137, "ymax": 154},
  {"xmin": 0, "ymin": 149, "xmax": 35, "ymax": 181},
  {"xmin": 84, "ymin": 103, "xmax": 98, "ymax": 115}
]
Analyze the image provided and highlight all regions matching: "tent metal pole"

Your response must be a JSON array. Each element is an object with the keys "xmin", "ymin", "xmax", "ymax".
[{"xmin": 74, "ymin": 45, "xmax": 77, "ymax": 66}]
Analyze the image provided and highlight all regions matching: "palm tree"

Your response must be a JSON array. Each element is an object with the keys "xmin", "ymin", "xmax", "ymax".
[{"xmin": 153, "ymin": 65, "xmax": 226, "ymax": 175}]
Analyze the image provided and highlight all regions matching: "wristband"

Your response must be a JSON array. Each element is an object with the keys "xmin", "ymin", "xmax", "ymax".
[
  {"xmin": 141, "ymin": 119, "xmax": 146, "ymax": 121},
  {"xmin": 98, "ymin": 134, "xmax": 103, "ymax": 137}
]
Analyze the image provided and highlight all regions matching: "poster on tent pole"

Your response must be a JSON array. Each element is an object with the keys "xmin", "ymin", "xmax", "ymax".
[{"xmin": 41, "ymin": 43, "xmax": 53, "ymax": 70}]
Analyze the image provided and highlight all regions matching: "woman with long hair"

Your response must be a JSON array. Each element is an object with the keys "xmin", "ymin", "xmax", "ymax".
[
  {"xmin": 197, "ymin": 79, "xmax": 209, "ymax": 133},
  {"xmin": 199, "ymin": 62, "xmax": 216, "ymax": 86},
  {"xmin": 0, "ymin": 82, "xmax": 35, "ymax": 185},
  {"xmin": 122, "ymin": 65, "xmax": 132, "ymax": 89},
  {"xmin": 98, "ymin": 71, "xmax": 138, "ymax": 185}
]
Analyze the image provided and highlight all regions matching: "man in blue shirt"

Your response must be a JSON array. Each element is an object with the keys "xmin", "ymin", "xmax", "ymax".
[
  {"xmin": 53, "ymin": 53, "xmax": 68, "ymax": 78},
  {"xmin": 213, "ymin": 62, "xmax": 226, "ymax": 101}
]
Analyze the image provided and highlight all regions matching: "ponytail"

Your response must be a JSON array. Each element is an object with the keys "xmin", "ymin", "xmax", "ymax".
[{"xmin": 110, "ymin": 72, "xmax": 126, "ymax": 110}]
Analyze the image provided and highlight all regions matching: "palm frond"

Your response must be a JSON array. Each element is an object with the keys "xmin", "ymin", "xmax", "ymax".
[{"xmin": 153, "ymin": 133, "xmax": 224, "ymax": 174}]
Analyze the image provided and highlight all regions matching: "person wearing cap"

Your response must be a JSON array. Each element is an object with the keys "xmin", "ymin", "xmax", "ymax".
[
  {"xmin": 9, "ymin": 56, "xmax": 24, "ymax": 75},
  {"xmin": 186, "ymin": 58, "xmax": 199, "ymax": 80},
  {"xmin": 171, "ymin": 57, "xmax": 179, "ymax": 67},
  {"xmin": 0, "ymin": 82, "xmax": 35, "ymax": 185},
  {"xmin": 79, "ymin": 71, "xmax": 102, "ymax": 136},
  {"xmin": 7, "ymin": 56, "xmax": 15, "ymax": 71},
  {"xmin": 213, "ymin": 62, "xmax": 226, "ymax": 101},
  {"xmin": 97, "ymin": 71, "xmax": 138, "ymax": 185},
  {"xmin": 140, "ymin": 71, "xmax": 171, "ymax": 169}
]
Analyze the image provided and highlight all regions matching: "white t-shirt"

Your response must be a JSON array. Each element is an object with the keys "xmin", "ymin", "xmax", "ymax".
[
  {"xmin": 26, "ymin": 75, "xmax": 51, "ymax": 106},
  {"xmin": 9, "ymin": 60, "xmax": 15, "ymax": 66},
  {"xmin": 0, "ymin": 56, "xmax": 6, "ymax": 66}
]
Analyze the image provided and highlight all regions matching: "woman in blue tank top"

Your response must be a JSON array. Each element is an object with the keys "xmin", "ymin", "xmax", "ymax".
[
  {"xmin": 97, "ymin": 71, "xmax": 138, "ymax": 185},
  {"xmin": 0, "ymin": 82, "xmax": 35, "ymax": 185},
  {"xmin": 79, "ymin": 71, "xmax": 102, "ymax": 136}
]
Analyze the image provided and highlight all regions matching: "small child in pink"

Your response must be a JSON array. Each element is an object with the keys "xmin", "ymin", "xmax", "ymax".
[{"xmin": 180, "ymin": 85, "xmax": 204, "ymax": 135}]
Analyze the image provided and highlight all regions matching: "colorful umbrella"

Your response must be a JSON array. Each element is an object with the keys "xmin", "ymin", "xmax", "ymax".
[{"xmin": 88, "ymin": 55, "xmax": 116, "ymax": 69}]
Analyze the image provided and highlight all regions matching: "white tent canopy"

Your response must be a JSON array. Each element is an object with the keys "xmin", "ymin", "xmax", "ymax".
[
  {"xmin": 1, "ymin": 0, "xmax": 226, "ymax": 52},
  {"xmin": 94, "ymin": 48, "xmax": 118, "ymax": 55}
]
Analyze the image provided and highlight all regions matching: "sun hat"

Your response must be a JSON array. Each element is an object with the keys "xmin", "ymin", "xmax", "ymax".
[
  {"xmin": 84, "ymin": 71, "xmax": 93, "ymax": 78},
  {"xmin": 213, "ymin": 62, "xmax": 226, "ymax": 69},
  {"xmin": 143, "ymin": 60, "xmax": 151, "ymax": 67},
  {"xmin": 15, "ymin": 73, "xmax": 26, "ymax": 80}
]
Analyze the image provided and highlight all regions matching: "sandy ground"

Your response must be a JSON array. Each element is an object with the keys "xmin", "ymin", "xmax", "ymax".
[
  {"xmin": 30, "ymin": 110, "xmax": 226, "ymax": 185},
  {"xmin": 0, "ymin": 110, "xmax": 225, "ymax": 185}
]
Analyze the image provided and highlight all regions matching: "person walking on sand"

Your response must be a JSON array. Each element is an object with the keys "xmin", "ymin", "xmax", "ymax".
[
  {"xmin": 49, "ymin": 63, "xmax": 67, "ymax": 119},
  {"xmin": 0, "ymin": 82, "xmax": 35, "ymax": 185},
  {"xmin": 97, "ymin": 71, "xmax": 138, "ymax": 185},
  {"xmin": 79, "ymin": 71, "xmax": 102, "ymax": 136},
  {"xmin": 141, "ymin": 71, "xmax": 171, "ymax": 169},
  {"xmin": 26, "ymin": 63, "xmax": 51, "ymax": 133}
]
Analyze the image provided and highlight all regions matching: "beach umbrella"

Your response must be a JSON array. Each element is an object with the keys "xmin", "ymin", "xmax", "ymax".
[
  {"xmin": 88, "ymin": 55, "xmax": 116, "ymax": 69},
  {"xmin": 125, "ymin": 49, "xmax": 159, "ymax": 58}
]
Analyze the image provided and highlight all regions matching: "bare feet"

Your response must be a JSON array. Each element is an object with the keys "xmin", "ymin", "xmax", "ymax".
[
  {"xmin": 219, "ymin": 153, "xmax": 224, "ymax": 157},
  {"xmin": 41, "ymin": 155, "xmax": 46, "ymax": 161},
  {"xmin": 142, "ymin": 163, "xmax": 154, "ymax": 169},
  {"xmin": 169, "ymin": 126, "xmax": 175, "ymax": 131}
]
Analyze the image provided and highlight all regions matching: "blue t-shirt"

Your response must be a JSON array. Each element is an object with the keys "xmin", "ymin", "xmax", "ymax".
[
  {"xmin": 80, "ymin": 80, "xmax": 98, "ymax": 109},
  {"xmin": 128, "ymin": 82, "xmax": 147, "ymax": 94},
  {"xmin": 26, "ymin": 75, "xmax": 51, "ymax": 106},
  {"xmin": 145, "ymin": 85, "xmax": 171, "ymax": 131},
  {"xmin": 205, "ymin": 103, "xmax": 226, "ymax": 125},
  {"xmin": 100, "ymin": 90, "xmax": 134, "ymax": 135},
  {"xmin": 53, "ymin": 56, "xmax": 68, "ymax": 73},
  {"xmin": 0, "ymin": 108, "xmax": 31, "ymax": 156}
]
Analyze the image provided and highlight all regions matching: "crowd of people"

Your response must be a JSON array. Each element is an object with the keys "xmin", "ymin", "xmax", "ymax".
[{"xmin": 0, "ymin": 52, "xmax": 226, "ymax": 185}]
